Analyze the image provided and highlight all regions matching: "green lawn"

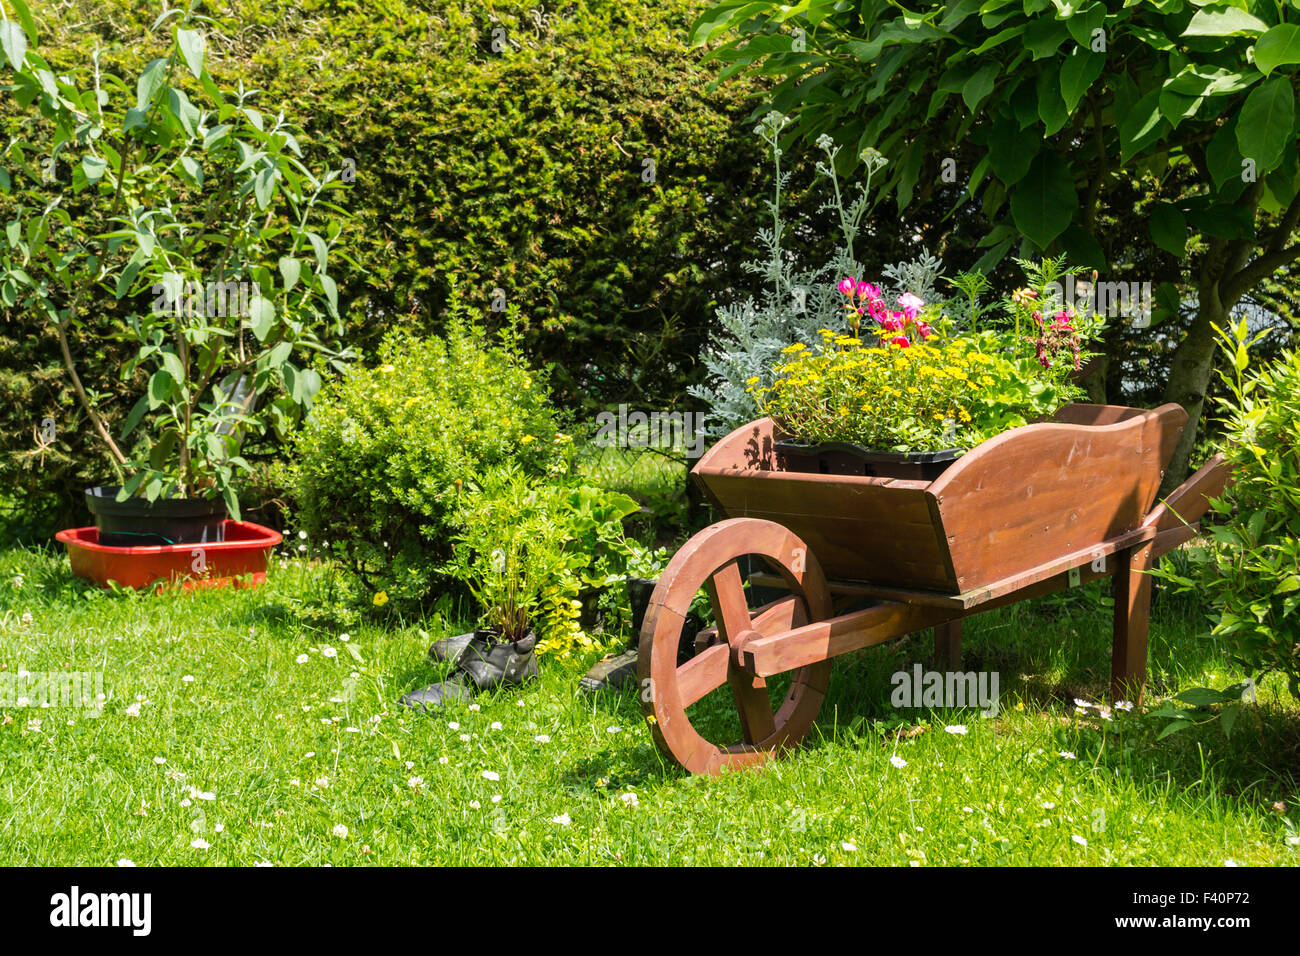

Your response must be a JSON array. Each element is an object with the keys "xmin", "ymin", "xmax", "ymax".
[{"xmin": 0, "ymin": 545, "xmax": 1296, "ymax": 866}]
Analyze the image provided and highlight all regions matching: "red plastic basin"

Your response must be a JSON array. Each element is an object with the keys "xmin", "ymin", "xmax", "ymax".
[{"xmin": 55, "ymin": 520, "xmax": 283, "ymax": 590}]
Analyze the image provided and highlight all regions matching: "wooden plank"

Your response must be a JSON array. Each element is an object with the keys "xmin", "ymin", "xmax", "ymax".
[
  {"xmin": 1112, "ymin": 542, "xmax": 1155, "ymax": 704},
  {"xmin": 752, "ymin": 525, "xmax": 1156, "ymax": 611},
  {"xmin": 1142, "ymin": 453, "xmax": 1231, "ymax": 533},
  {"xmin": 934, "ymin": 620, "xmax": 962, "ymax": 670},
  {"xmin": 929, "ymin": 404, "xmax": 1186, "ymax": 592},
  {"xmin": 693, "ymin": 417, "xmax": 956, "ymax": 590},
  {"xmin": 740, "ymin": 602, "xmax": 956, "ymax": 678}
]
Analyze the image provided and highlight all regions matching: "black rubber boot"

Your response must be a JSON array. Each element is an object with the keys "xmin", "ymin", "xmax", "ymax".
[
  {"xmin": 401, "ymin": 630, "xmax": 538, "ymax": 712},
  {"xmin": 427, "ymin": 631, "xmax": 475, "ymax": 664}
]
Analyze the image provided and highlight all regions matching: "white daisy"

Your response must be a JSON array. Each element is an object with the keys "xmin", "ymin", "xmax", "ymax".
[{"xmin": 551, "ymin": 813, "xmax": 572, "ymax": 826}]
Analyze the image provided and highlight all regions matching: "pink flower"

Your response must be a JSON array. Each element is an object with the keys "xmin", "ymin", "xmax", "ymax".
[
  {"xmin": 892, "ymin": 336, "xmax": 910, "ymax": 348},
  {"xmin": 1052, "ymin": 310, "xmax": 1073, "ymax": 330},
  {"xmin": 898, "ymin": 292, "xmax": 924, "ymax": 318},
  {"xmin": 916, "ymin": 321, "xmax": 933, "ymax": 339},
  {"xmin": 861, "ymin": 282, "xmax": 882, "ymax": 300},
  {"xmin": 837, "ymin": 277, "xmax": 856, "ymax": 296}
]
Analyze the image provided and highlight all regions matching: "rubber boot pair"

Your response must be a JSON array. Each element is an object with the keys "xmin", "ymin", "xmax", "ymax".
[{"xmin": 399, "ymin": 630, "xmax": 538, "ymax": 712}]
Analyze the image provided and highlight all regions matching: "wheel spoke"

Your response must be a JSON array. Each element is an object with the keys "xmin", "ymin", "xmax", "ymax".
[
  {"xmin": 705, "ymin": 561, "xmax": 775, "ymax": 744},
  {"xmin": 705, "ymin": 561, "xmax": 752, "ymax": 644}
]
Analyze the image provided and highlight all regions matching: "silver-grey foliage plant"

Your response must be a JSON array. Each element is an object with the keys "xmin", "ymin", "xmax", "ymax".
[{"xmin": 690, "ymin": 113, "xmax": 942, "ymax": 437}]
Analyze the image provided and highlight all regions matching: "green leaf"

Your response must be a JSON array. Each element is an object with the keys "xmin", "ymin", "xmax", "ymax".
[
  {"xmin": 119, "ymin": 395, "xmax": 149, "ymax": 439},
  {"xmin": 963, "ymin": 64, "xmax": 998, "ymax": 112},
  {"xmin": 114, "ymin": 260, "xmax": 141, "ymax": 299},
  {"xmin": 1036, "ymin": 67, "xmax": 1069, "ymax": 135},
  {"xmin": 1165, "ymin": 66, "xmax": 1258, "ymax": 98},
  {"xmin": 1255, "ymin": 24, "xmax": 1300, "ymax": 77},
  {"xmin": 1010, "ymin": 152, "xmax": 1078, "ymax": 249},
  {"xmin": 249, "ymin": 295, "xmax": 275, "ymax": 341},
  {"xmin": 81, "ymin": 155, "xmax": 108, "ymax": 183},
  {"xmin": 1219, "ymin": 703, "xmax": 1239, "ymax": 739},
  {"xmin": 167, "ymin": 87, "xmax": 200, "ymax": 137},
  {"xmin": 267, "ymin": 340, "xmax": 292, "ymax": 369},
  {"xmin": 1207, "ymin": 115, "xmax": 1248, "ymax": 192},
  {"xmin": 0, "ymin": 20, "xmax": 28, "ymax": 71},
  {"xmin": 306, "ymin": 232, "xmax": 328, "ymax": 271},
  {"xmin": 8, "ymin": 0, "xmax": 39, "ymax": 47},
  {"xmin": 176, "ymin": 27, "xmax": 205, "ymax": 80},
  {"xmin": 1176, "ymin": 687, "xmax": 1230, "ymax": 707},
  {"xmin": 1024, "ymin": 18, "xmax": 1069, "ymax": 60},
  {"xmin": 1156, "ymin": 719, "xmax": 1195, "ymax": 739},
  {"xmin": 282, "ymin": 362, "xmax": 303, "ymax": 403},
  {"xmin": 1118, "ymin": 89, "xmax": 1165, "ymax": 163},
  {"xmin": 1183, "ymin": 6, "xmax": 1269, "ymax": 38},
  {"xmin": 278, "ymin": 256, "xmax": 301, "ymax": 292},
  {"xmin": 136, "ymin": 58, "xmax": 168, "ymax": 112},
  {"xmin": 150, "ymin": 429, "xmax": 178, "ymax": 471},
  {"xmin": 1060, "ymin": 49, "xmax": 1104, "ymax": 113},
  {"xmin": 253, "ymin": 166, "xmax": 276, "ymax": 209},
  {"xmin": 1066, "ymin": 2, "xmax": 1106, "ymax": 49},
  {"xmin": 1159, "ymin": 89, "xmax": 1203, "ymax": 129},
  {"xmin": 319, "ymin": 273, "xmax": 338, "ymax": 318},
  {"xmin": 161, "ymin": 350, "xmax": 185, "ymax": 385},
  {"xmin": 1237, "ymin": 77, "xmax": 1295, "ymax": 175},
  {"xmin": 180, "ymin": 155, "xmax": 203, "ymax": 187},
  {"xmin": 147, "ymin": 368, "xmax": 175, "ymax": 409},
  {"xmin": 300, "ymin": 367, "xmax": 322, "ymax": 408},
  {"xmin": 1149, "ymin": 203, "xmax": 1188, "ymax": 257}
]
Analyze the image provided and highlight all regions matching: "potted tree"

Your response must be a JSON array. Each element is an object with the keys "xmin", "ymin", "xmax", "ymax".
[{"xmin": 0, "ymin": 8, "xmax": 352, "ymax": 580}]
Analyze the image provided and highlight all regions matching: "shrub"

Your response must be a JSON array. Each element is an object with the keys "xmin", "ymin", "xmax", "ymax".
[
  {"xmin": 287, "ymin": 291, "xmax": 571, "ymax": 613},
  {"xmin": 1159, "ymin": 321, "xmax": 1300, "ymax": 700}
]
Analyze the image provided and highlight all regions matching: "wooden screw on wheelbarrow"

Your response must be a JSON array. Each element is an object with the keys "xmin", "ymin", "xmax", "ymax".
[{"xmin": 637, "ymin": 404, "xmax": 1232, "ymax": 776}]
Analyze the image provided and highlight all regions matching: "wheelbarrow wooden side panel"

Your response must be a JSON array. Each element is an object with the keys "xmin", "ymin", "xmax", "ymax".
[
  {"xmin": 692, "ymin": 418, "xmax": 956, "ymax": 591},
  {"xmin": 926, "ymin": 403, "xmax": 1187, "ymax": 593}
]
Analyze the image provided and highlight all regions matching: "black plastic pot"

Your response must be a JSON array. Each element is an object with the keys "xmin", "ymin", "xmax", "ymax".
[
  {"xmin": 84, "ymin": 485, "xmax": 228, "ymax": 547},
  {"xmin": 774, "ymin": 440, "xmax": 962, "ymax": 482},
  {"xmin": 626, "ymin": 577, "xmax": 658, "ymax": 644}
]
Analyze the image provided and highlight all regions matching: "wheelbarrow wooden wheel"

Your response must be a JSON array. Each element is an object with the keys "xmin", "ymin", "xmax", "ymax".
[{"xmin": 638, "ymin": 517, "xmax": 832, "ymax": 775}]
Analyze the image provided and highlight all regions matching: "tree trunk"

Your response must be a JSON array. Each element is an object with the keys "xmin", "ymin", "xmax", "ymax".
[{"xmin": 1158, "ymin": 277, "xmax": 1228, "ymax": 496}]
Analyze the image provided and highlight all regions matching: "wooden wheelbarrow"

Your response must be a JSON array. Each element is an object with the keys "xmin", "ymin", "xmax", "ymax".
[{"xmin": 637, "ymin": 404, "xmax": 1232, "ymax": 776}]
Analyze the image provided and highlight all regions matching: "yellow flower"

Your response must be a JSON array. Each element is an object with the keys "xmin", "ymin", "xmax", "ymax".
[
  {"xmin": 520, "ymin": 434, "xmax": 536, "ymax": 444},
  {"xmin": 373, "ymin": 591, "xmax": 388, "ymax": 607}
]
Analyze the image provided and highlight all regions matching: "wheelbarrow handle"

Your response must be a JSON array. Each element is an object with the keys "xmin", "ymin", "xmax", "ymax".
[{"xmin": 1142, "ymin": 453, "xmax": 1233, "ymax": 557}]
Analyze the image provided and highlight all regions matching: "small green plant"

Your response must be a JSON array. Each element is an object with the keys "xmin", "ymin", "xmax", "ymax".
[
  {"xmin": 1155, "ymin": 318, "xmax": 1300, "ymax": 708},
  {"xmin": 0, "ymin": 4, "xmax": 352, "ymax": 515},
  {"xmin": 445, "ymin": 464, "xmax": 641, "ymax": 659}
]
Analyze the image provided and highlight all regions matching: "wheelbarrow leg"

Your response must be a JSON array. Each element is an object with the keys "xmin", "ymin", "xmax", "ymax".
[
  {"xmin": 933, "ymin": 620, "xmax": 962, "ymax": 670},
  {"xmin": 1111, "ymin": 542, "xmax": 1155, "ymax": 704}
]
